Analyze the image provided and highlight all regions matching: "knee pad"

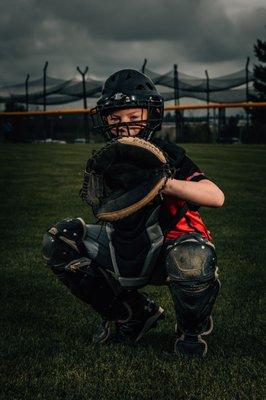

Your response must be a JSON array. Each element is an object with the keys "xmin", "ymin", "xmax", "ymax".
[
  {"xmin": 42, "ymin": 218, "xmax": 131, "ymax": 321},
  {"xmin": 42, "ymin": 217, "xmax": 88, "ymax": 269},
  {"xmin": 165, "ymin": 233, "xmax": 220, "ymax": 336},
  {"xmin": 165, "ymin": 233, "xmax": 218, "ymax": 283}
]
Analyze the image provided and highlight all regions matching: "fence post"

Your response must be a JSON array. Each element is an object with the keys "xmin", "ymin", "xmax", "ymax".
[
  {"xmin": 141, "ymin": 59, "xmax": 147, "ymax": 74},
  {"xmin": 77, "ymin": 66, "xmax": 90, "ymax": 142},
  {"xmin": 43, "ymin": 61, "xmax": 48, "ymax": 112},
  {"xmin": 25, "ymin": 74, "xmax": 30, "ymax": 112},
  {"xmin": 24, "ymin": 74, "xmax": 30, "ymax": 141},
  {"xmin": 174, "ymin": 64, "xmax": 180, "ymax": 141},
  {"xmin": 205, "ymin": 69, "xmax": 210, "ymax": 131},
  {"xmin": 43, "ymin": 61, "xmax": 48, "ymax": 140},
  {"xmin": 213, "ymin": 107, "xmax": 217, "ymax": 143},
  {"xmin": 244, "ymin": 56, "xmax": 250, "ymax": 141}
]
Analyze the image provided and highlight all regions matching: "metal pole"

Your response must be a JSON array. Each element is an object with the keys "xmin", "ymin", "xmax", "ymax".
[
  {"xmin": 43, "ymin": 61, "xmax": 48, "ymax": 140},
  {"xmin": 77, "ymin": 66, "xmax": 89, "ymax": 142},
  {"xmin": 25, "ymin": 74, "xmax": 30, "ymax": 112},
  {"xmin": 24, "ymin": 74, "xmax": 30, "ymax": 141},
  {"xmin": 205, "ymin": 69, "xmax": 210, "ymax": 131},
  {"xmin": 174, "ymin": 64, "xmax": 180, "ymax": 141},
  {"xmin": 141, "ymin": 59, "xmax": 147, "ymax": 74},
  {"xmin": 217, "ymin": 108, "xmax": 220, "ymax": 142},
  {"xmin": 245, "ymin": 57, "xmax": 250, "ymax": 138},
  {"xmin": 43, "ymin": 61, "xmax": 48, "ymax": 112},
  {"xmin": 245, "ymin": 57, "xmax": 250, "ymax": 102},
  {"xmin": 77, "ymin": 66, "xmax": 88, "ymax": 109},
  {"xmin": 213, "ymin": 107, "xmax": 216, "ymax": 143}
]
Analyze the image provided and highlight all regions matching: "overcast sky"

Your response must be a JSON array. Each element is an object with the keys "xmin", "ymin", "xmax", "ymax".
[{"xmin": 0, "ymin": 0, "xmax": 265, "ymax": 85}]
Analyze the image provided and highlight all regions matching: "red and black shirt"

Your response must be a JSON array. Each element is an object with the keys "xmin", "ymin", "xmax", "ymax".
[{"xmin": 162, "ymin": 155, "xmax": 212, "ymax": 241}]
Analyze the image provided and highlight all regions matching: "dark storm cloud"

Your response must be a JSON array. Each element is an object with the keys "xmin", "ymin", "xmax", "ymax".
[
  {"xmin": 0, "ymin": 0, "xmax": 265, "ymax": 84},
  {"xmin": 36, "ymin": 0, "xmax": 266, "ymax": 60}
]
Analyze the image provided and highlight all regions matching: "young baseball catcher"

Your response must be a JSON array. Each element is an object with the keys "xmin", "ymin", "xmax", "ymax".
[{"xmin": 42, "ymin": 69, "xmax": 224, "ymax": 357}]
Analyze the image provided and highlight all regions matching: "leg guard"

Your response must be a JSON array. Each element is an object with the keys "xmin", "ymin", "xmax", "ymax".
[
  {"xmin": 42, "ymin": 217, "xmax": 164, "ymax": 338},
  {"xmin": 42, "ymin": 217, "xmax": 131, "ymax": 321},
  {"xmin": 59, "ymin": 258, "xmax": 133, "ymax": 321},
  {"xmin": 165, "ymin": 233, "xmax": 221, "ymax": 336}
]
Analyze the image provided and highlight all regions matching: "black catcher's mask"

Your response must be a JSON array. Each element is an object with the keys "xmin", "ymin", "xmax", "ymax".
[{"xmin": 90, "ymin": 69, "xmax": 164, "ymax": 140}]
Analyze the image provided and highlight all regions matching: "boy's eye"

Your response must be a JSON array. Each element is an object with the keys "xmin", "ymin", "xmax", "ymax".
[{"xmin": 130, "ymin": 116, "xmax": 139, "ymax": 121}]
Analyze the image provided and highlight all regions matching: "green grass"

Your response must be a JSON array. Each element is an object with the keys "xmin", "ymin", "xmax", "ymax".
[{"xmin": 0, "ymin": 143, "xmax": 265, "ymax": 400}]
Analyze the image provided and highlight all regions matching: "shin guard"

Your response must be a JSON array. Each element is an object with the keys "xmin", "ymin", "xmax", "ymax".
[{"xmin": 165, "ymin": 233, "xmax": 220, "ymax": 336}]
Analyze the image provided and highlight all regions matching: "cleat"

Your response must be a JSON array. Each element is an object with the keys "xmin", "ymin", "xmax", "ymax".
[
  {"xmin": 135, "ymin": 305, "xmax": 165, "ymax": 342},
  {"xmin": 115, "ymin": 297, "xmax": 165, "ymax": 343},
  {"xmin": 92, "ymin": 318, "xmax": 112, "ymax": 344}
]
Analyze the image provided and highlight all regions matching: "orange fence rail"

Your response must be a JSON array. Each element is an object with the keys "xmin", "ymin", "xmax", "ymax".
[{"xmin": 0, "ymin": 102, "xmax": 266, "ymax": 116}]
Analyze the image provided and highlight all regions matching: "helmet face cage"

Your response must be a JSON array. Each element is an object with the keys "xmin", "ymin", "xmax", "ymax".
[
  {"xmin": 90, "ymin": 69, "xmax": 164, "ymax": 141},
  {"xmin": 90, "ymin": 95, "xmax": 163, "ymax": 140}
]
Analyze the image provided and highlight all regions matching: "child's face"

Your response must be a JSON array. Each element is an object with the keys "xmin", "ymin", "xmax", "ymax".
[{"xmin": 106, "ymin": 108, "xmax": 147, "ymax": 137}]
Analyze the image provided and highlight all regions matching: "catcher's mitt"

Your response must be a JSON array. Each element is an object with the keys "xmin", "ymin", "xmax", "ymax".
[{"xmin": 80, "ymin": 137, "xmax": 175, "ymax": 221}]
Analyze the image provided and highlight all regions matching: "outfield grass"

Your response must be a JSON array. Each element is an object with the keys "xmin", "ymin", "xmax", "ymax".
[{"xmin": 0, "ymin": 143, "xmax": 265, "ymax": 400}]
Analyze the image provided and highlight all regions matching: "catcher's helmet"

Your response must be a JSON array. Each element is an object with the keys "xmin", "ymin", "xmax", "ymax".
[{"xmin": 90, "ymin": 69, "xmax": 164, "ymax": 140}]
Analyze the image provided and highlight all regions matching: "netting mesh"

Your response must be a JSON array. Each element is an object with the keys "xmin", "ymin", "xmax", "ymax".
[
  {"xmin": 0, "ymin": 66, "xmax": 254, "ymax": 106},
  {"xmin": 145, "ymin": 68, "xmax": 253, "ymax": 92},
  {"xmin": 161, "ymin": 87, "xmax": 256, "ymax": 102}
]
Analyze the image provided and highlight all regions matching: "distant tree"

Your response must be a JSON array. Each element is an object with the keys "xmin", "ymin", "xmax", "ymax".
[
  {"xmin": 3, "ymin": 102, "xmax": 26, "ymax": 142},
  {"xmin": 252, "ymin": 37, "xmax": 266, "ymax": 143},
  {"xmin": 220, "ymin": 116, "xmax": 239, "ymax": 142},
  {"xmin": 4, "ymin": 101, "xmax": 26, "ymax": 112},
  {"xmin": 163, "ymin": 111, "xmax": 174, "ymax": 122}
]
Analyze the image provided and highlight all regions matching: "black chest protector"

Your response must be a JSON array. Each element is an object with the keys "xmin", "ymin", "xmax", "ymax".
[
  {"xmin": 105, "ymin": 201, "xmax": 164, "ymax": 288},
  {"xmin": 105, "ymin": 139, "xmax": 187, "ymax": 289}
]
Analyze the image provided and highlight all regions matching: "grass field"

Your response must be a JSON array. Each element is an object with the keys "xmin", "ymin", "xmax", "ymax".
[{"xmin": 0, "ymin": 143, "xmax": 265, "ymax": 400}]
